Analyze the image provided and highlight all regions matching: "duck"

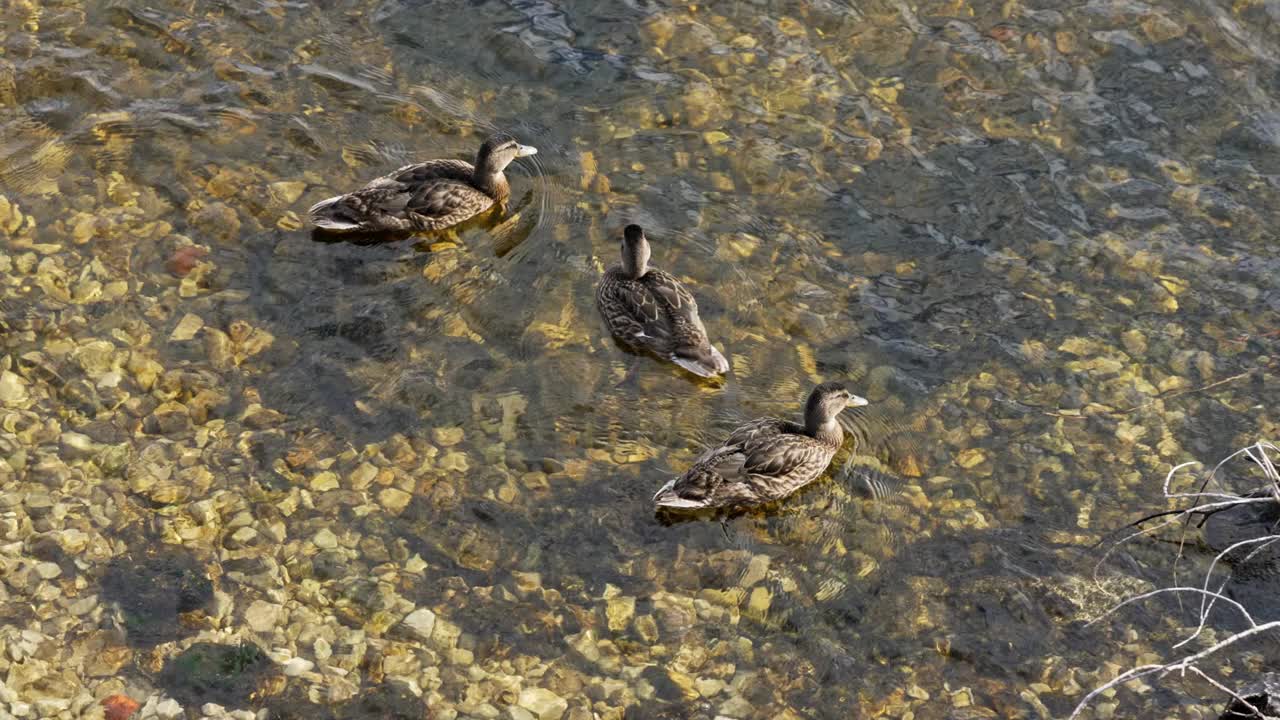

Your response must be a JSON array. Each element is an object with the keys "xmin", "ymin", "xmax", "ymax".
[
  {"xmin": 308, "ymin": 133, "xmax": 538, "ymax": 234},
  {"xmin": 595, "ymin": 224, "xmax": 730, "ymax": 378},
  {"xmin": 653, "ymin": 382, "xmax": 867, "ymax": 509}
]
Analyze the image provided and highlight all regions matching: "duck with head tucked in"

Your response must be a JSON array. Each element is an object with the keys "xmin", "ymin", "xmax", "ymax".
[
  {"xmin": 653, "ymin": 382, "xmax": 868, "ymax": 509},
  {"xmin": 309, "ymin": 133, "xmax": 537, "ymax": 234},
  {"xmin": 596, "ymin": 224, "xmax": 730, "ymax": 378}
]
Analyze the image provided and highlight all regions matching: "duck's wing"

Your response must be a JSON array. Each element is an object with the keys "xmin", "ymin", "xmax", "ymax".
[
  {"xmin": 309, "ymin": 159, "xmax": 483, "ymax": 233},
  {"xmin": 309, "ymin": 187, "xmax": 413, "ymax": 232},
  {"xmin": 656, "ymin": 421, "xmax": 820, "ymax": 508},
  {"xmin": 656, "ymin": 419, "xmax": 775, "ymax": 507},
  {"xmin": 643, "ymin": 269, "xmax": 729, "ymax": 376},
  {"xmin": 720, "ymin": 417, "xmax": 791, "ymax": 449},
  {"xmin": 404, "ymin": 179, "xmax": 495, "ymax": 230},
  {"xmin": 386, "ymin": 159, "xmax": 475, "ymax": 185},
  {"xmin": 642, "ymin": 269, "xmax": 704, "ymax": 330},
  {"xmin": 596, "ymin": 272, "xmax": 675, "ymax": 350},
  {"xmin": 740, "ymin": 431, "xmax": 833, "ymax": 481},
  {"xmin": 654, "ymin": 445, "xmax": 747, "ymax": 508},
  {"xmin": 393, "ymin": 159, "xmax": 493, "ymax": 229},
  {"xmin": 685, "ymin": 418, "xmax": 787, "ymax": 467}
]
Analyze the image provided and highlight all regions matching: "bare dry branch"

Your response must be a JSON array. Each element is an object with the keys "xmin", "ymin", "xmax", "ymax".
[
  {"xmin": 1177, "ymin": 535, "xmax": 1280, "ymax": 649},
  {"xmin": 1069, "ymin": 621, "xmax": 1280, "ymax": 719},
  {"xmin": 1067, "ymin": 664, "xmax": 1170, "ymax": 720},
  {"xmin": 1083, "ymin": 586, "xmax": 1257, "ymax": 630},
  {"xmin": 1184, "ymin": 666, "xmax": 1280, "ymax": 720},
  {"xmin": 1072, "ymin": 442, "xmax": 1280, "ymax": 719}
]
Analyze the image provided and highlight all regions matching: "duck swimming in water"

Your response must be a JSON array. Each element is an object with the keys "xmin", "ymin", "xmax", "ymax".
[
  {"xmin": 596, "ymin": 224, "xmax": 730, "ymax": 378},
  {"xmin": 309, "ymin": 133, "xmax": 537, "ymax": 234},
  {"xmin": 654, "ymin": 382, "xmax": 867, "ymax": 509}
]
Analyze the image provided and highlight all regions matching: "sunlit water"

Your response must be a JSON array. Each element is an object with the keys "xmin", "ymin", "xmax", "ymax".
[{"xmin": 3, "ymin": 0, "xmax": 1280, "ymax": 717}]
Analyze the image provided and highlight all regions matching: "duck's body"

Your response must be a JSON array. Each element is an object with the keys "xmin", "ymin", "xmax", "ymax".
[
  {"xmin": 596, "ymin": 225, "xmax": 729, "ymax": 378},
  {"xmin": 654, "ymin": 382, "xmax": 867, "ymax": 509},
  {"xmin": 309, "ymin": 134, "xmax": 537, "ymax": 234}
]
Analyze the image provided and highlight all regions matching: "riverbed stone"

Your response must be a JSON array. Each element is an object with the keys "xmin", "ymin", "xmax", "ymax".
[
  {"xmin": 432, "ymin": 427, "xmax": 464, "ymax": 447},
  {"xmin": 313, "ymin": 529, "xmax": 338, "ymax": 549},
  {"xmin": 0, "ymin": 371, "xmax": 28, "ymax": 405},
  {"xmin": 606, "ymin": 596, "xmax": 635, "ymax": 633},
  {"xmin": 282, "ymin": 657, "xmax": 314, "ymax": 676},
  {"xmin": 400, "ymin": 608, "xmax": 437, "ymax": 641},
  {"xmin": 517, "ymin": 688, "xmax": 567, "ymax": 720},
  {"xmin": 379, "ymin": 487, "xmax": 412, "ymax": 513},
  {"xmin": 245, "ymin": 601, "xmax": 282, "ymax": 633}
]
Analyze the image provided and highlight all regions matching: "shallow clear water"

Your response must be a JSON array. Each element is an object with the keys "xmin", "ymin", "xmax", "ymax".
[{"xmin": 3, "ymin": 0, "xmax": 1280, "ymax": 718}]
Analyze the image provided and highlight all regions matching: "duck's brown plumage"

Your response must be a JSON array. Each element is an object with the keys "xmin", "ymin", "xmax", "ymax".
[
  {"xmin": 309, "ymin": 133, "xmax": 536, "ymax": 234},
  {"xmin": 654, "ymin": 382, "xmax": 867, "ymax": 509},
  {"xmin": 596, "ymin": 225, "xmax": 729, "ymax": 378}
]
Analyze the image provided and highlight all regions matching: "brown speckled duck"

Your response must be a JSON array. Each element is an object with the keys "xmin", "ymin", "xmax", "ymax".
[
  {"xmin": 309, "ymin": 133, "xmax": 537, "ymax": 233},
  {"xmin": 653, "ymin": 382, "xmax": 868, "ymax": 509},
  {"xmin": 596, "ymin": 224, "xmax": 730, "ymax": 378}
]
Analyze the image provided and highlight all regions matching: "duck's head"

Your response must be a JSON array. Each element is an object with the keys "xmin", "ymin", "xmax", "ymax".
[
  {"xmin": 805, "ymin": 382, "xmax": 868, "ymax": 428},
  {"xmin": 620, "ymin": 224, "xmax": 651, "ymax": 278},
  {"xmin": 476, "ymin": 133, "xmax": 538, "ymax": 176}
]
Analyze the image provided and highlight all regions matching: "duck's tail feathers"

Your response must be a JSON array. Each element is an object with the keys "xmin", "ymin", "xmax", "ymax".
[
  {"xmin": 653, "ymin": 477, "xmax": 678, "ymax": 500},
  {"xmin": 308, "ymin": 195, "xmax": 362, "ymax": 231},
  {"xmin": 653, "ymin": 491, "xmax": 707, "ymax": 509},
  {"xmin": 655, "ymin": 495, "xmax": 707, "ymax": 509},
  {"xmin": 671, "ymin": 343, "xmax": 730, "ymax": 378},
  {"xmin": 308, "ymin": 194, "xmax": 344, "ymax": 215},
  {"xmin": 653, "ymin": 476, "xmax": 711, "ymax": 508}
]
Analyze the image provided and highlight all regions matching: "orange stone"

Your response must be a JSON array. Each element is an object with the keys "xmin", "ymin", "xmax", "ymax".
[
  {"xmin": 167, "ymin": 245, "xmax": 208, "ymax": 277},
  {"xmin": 102, "ymin": 694, "xmax": 141, "ymax": 720}
]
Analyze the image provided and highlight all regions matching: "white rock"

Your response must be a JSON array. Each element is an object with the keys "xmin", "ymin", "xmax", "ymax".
[
  {"xmin": 517, "ymin": 687, "xmax": 567, "ymax": 720},
  {"xmin": 244, "ymin": 600, "xmax": 282, "ymax": 633},
  {"xmin": 155, "ymin": 698, "xmax": 183, "ymax": 719},
  {"xmin": 314, "ymin": 637, "xmax": 332, "ymax": 661},
  {"xmin": 60, "ymin": 431, "xmax": 96, "ymax": 455},
  {"xmin": 313, "ymin": 528, "xmax": 338, "ymax": 549},
  {"xmin": 201, "ymin": 703, "xmax": 226, "ymax": 716},
  {"xmin": 0, "ymin": 371, "xmax": 27, "ymax": 405},
  {"xmin": 507, "ymin": 707, "xmax": 536, "ymax": 720},
  {"xmin": 400, "ymin": 608, "xmax": 437, "ymax": 641},
  {"xmin": 718, "ymin": 693, "xmax": 754, "ymax": 718},
  {"xmin": 10, "ymin": 701, "xmax": 31, "ymax": 717},
  {"xmin": 282, "ymin": 657, "xmax": 314, "ymax": 676},
  {"xmin": 33, "ymin": 699, "xmax": 71, "ymax": 716}
]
